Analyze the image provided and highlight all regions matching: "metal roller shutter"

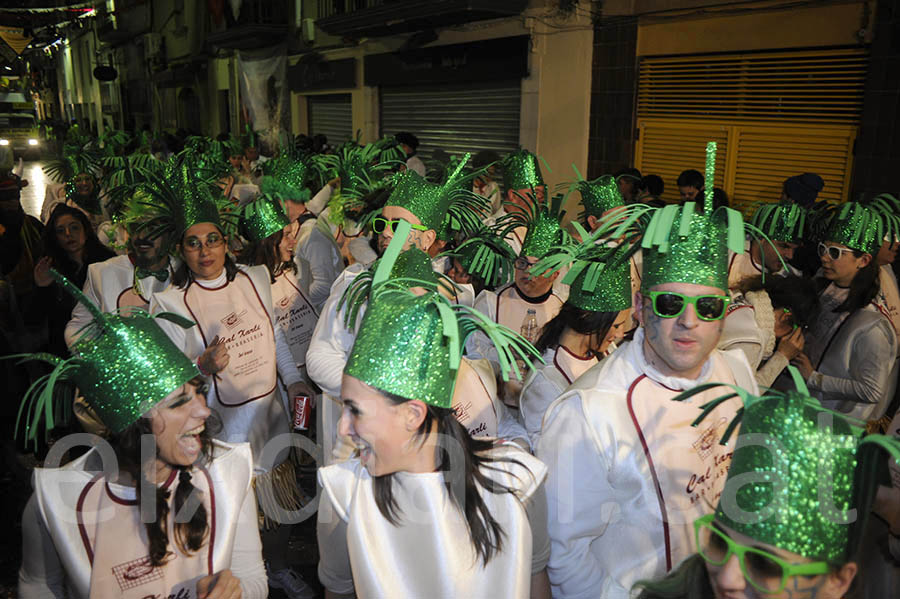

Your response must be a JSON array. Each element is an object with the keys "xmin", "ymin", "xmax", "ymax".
[
  {"xmin": 380, "ymin": 80, "xmax": 521, "ymax": 163},
  {"xmin": 634, "ymin": 48, "xmax": 866, "ymax": 216},
  {"xmin": 308, "ymin": 94, "xmax": 353, "ymax": 146}
]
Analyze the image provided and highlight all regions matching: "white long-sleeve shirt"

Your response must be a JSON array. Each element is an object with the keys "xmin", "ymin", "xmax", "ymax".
[{"xmin": 537, "ymin": 328, "xmax": 756, "ymax": 598}]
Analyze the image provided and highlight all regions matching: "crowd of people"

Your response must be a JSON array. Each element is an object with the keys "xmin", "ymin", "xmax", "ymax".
[{"xmin": 0, "ymin": 126, "xmax": 899, "ymax": 599}]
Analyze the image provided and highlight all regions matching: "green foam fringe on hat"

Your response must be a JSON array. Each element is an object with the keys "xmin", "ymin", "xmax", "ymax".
[
  {"xmin": 751, "ymin": 200, "xmax": 808, "ymax": 243},
  {"xmin": 821, "ymin": 195, "xmax": 900, "ymax": 255},
  {"xmin": 672, "ymin": 366, "xmax": 900, "ymax": 564},
  {"xmin": 344, "ymin": 257, "xmax": 543, "ymax": 409},
  {"xmin": 11, "ymin": 270, "xmax": 199, "ymax": 439}
]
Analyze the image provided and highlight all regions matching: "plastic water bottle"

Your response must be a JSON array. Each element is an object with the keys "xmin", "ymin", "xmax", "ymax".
[{"xmin": 520, "ymin": 308, "xmax": 539, "ymax": 344}]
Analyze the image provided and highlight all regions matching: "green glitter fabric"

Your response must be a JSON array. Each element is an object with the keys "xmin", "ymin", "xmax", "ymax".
[
  {"xmin": 641, "ymin": 143, "xmax": 746, "ymax": 291},
  {"xmin": 715, "ymin": 389, "xmax": 858, "ymax": 563},
  {"xmin": 821, "ymin": 196, "xmax": 900, "ymax": 255},
  {"xmin": 751, "ymin": 201, "xmax": 808, "ymax": 243},
  {"xmin": 533, "ymin": 219, "xmax": 635, "ymax": 312},
  {"xmin": 262, "ymin": 155, "xmax": 312, "ymax": 202},
  {"xmin": 345, "ymin": 288, "xmax": 542, "ymax": 409},
  {"xmin": 131, "ymin": 152, "xmax": 237, "ymax": 241},
  {"xmin": 15, "ymin": 270, "xmax": 199, "ymax": 436},
  {"xmin": 673, "ymin": 366, "xmax": 900, "ymax": 564},
  {"xmin": 385, "ymin": 154, "xmax": 487, "ymax": 233},
  {"xmin": 239, "ymin": 195, "xmax": 290, "ymax": 242},
  {"xmin": 567, "ymin": 247, "xmax": 632, "ymax": 312},
  {"xmin": 577, "ymin": 174, "xmax": 624, "ymax": 219},
  {"xmin": 500, "ymin": 193, "xmax": 569, "ymax": 259},
  {"xmin": 502, "ymin": 149, "xmax": 545, "ymax": 192}
]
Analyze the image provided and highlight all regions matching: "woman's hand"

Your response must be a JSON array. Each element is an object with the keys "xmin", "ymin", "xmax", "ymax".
[
  {"xmin": 287, "ymin": 381, "xmax": 316, "ymax": 409},
  {"xmin": 791, "ymin": 352, "xmax": 814, "ymax": 380},
  {"xmin": 776, "ymin": 327, "xmax": 805, "ymax": 360},
  {"xmin": 197, "ymin": 569, "xmax": 242, "ymax": 599},
  {"xmin": 33, "ymin": 256, "xmax": 54, "ymax": 287},
  {"xmin": 198, "ymin": 335, "xmax": 230, "ymax": 375}
]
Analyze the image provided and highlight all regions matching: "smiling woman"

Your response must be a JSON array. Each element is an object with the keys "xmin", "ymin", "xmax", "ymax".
[
  {"xmin": 16, "ymin": 272, "xmax": 267, "ymax": 598},
  {"xmin": 317, "ymin": 246, "xmax": 550, "ymax": 599}
]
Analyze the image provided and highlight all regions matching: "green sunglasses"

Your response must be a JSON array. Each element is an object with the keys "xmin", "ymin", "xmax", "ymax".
[
  {"xmin": 372, "ymin": 216, "xmax": 429, "ymax": 234},
  {"xmin": 695, "ymin": 515, "xmax": 830, "ymax": 594},
  {"xmin": 645, "ymin": 291, "xmax": 730, "ymax": 321}
]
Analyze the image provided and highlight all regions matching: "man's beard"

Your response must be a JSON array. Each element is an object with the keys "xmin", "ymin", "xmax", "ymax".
[{"xmin": 131, "ymin": 240, "xmax": 168, "ymax": 269}]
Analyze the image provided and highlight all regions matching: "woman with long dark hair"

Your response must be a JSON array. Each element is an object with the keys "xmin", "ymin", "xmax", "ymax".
[
  {"xmin": 18, "ymin": 273, "xmax": 266, "ymax": 598},
  {"xmin": 141, "ymin": 161, "xmax": 314, "ymax": 596},
  {"xmin": 317, "ymin": 243, "xmax": 550, "ymax": 598},
  {"xmin": 792, "ymin": 200, "xmax": 899, "ymax": 420},
  {"xmin": 29, "ymin": 203, "xmax": 114, "ymax": 357},
  {"xmin": 519, "ymin": 238, "xmax": 633, "ymax": 445},
  {"xmin": 237, "ymin": 195, "xmax": 318, "ymax": 380}
]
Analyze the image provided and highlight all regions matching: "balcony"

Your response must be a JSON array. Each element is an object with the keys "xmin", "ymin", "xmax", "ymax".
[
  {"xmin": 316, "ymin": 0, "xmax": 529, "ymax": 38},
  {"xmin": 206, "ymin": 0, "xmax": 292, "ymax": 50}
]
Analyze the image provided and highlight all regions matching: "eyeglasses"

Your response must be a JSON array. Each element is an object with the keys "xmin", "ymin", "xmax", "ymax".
[
  {"xmin": 695, "ymin": 515, "xmax": 829, "ymax": 594},
  {"xmin": 371, "ymin": 217, "xmax": 429, "ymax": 234},
  {"xmin": 514, "ymin": 257, "xmax": 540, "ymax": 271},
  {"xmin": 183, "ymin": 232, "xmax": 224, "ymax": 252},
  {"xmin": 645, "ymin": 290, "xmax": 730, "ymax": 321},
  {"xmin": 817, "ymin": 242, "xmax": 856, "ymax": 261}
]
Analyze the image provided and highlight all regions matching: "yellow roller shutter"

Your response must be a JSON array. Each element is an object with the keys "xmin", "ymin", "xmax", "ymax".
[{"xmin": 634, "ymin": 47, "xmax": 866, "ymax": 216}]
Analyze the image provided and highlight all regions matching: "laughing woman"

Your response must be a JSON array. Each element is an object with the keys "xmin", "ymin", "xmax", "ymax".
[
  {"xmin": 140, "ymin": 161, "xmax": 314, "ymax": 596},
  {"xmin": 317, "ymin": 255, "xmax": 550, "ymax": 598},
  {"xmin": 18, "ymin": 272, "xmax": 265, "ymax": 598}
]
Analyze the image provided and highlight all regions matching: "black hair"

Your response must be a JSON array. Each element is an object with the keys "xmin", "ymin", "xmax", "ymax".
[
  {"xmin": 535, "ymin": 301, "xmax": 619, "ymax": 355},
  {"xmin": 43, "ymin": 204, "xmax": 112, "ymax": 275},
  {"xmin": 677, "ymin": 169, "xmax": 704, "ymax": 190},
  {"xmin": 615, "ymin": 167, "xmax": 642, "ymax": 181},
  {"xmin": 711, "ymin": 188, "xmax": 729, "ymax": 210},
  {"xmin": 638, "ymin": 174, "xmax": 664, "ymax": 197},
  {"xmin": 109, "ymin": 378, "xmax": 220, "ymax": 567},
  {"xmin": 371, "ymin": 388, "xmax": 533, "ymax": 565},
  {"xmin": 634, "ymin": 554, "xmax": 713, "ymax": 599},
  {"xmin": 815, "ymin": 250, "xmax": 880, "ymax": 313},
  {"xmin": 736, "ymin": 275, "xmax": 820, "ymax": 329},
  {"xmin": 394, "ymin": 132, "xmax": 420, "ymax": 150},
  {"xmin": 237, "ymin": 228, "xmax": 296, "ymax": 284},
  {"xmin": 471, "ymin": 150, "xmax": 501, "ymax": 170}
]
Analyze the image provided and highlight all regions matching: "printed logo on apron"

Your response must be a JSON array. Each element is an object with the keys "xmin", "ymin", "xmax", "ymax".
[
  {"xmin": 271, "ymin": 272, "xmax": 318, "ymax": 367},
  {"xmin": 184, "ymin": 272, "xmax": 277, "ymax": 406}
]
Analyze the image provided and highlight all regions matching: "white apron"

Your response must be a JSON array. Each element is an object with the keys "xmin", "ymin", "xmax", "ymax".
[{"xmin": 271, "ymin": 271, "xmax": 318, "ymax": 368}]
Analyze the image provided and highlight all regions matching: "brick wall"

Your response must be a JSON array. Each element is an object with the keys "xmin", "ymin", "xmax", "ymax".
[
  {"xmin": 852, "ymin": 0, "xmax": 900, "ymax": 197},
  {"xmin": 586, "ymin": 16, "xmax": 638, "ymax": 178}
]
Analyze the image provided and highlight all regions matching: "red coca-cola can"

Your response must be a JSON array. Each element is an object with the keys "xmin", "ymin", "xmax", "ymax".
[{"xmin": 293, "ymin": 395, "xmax": 310, "ymax": 431}]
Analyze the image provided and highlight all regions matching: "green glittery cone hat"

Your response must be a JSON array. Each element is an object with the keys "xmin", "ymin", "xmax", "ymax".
[
  {"xmin": 338, "ymin": 220, "xmax": 458, "ymax": 330},
  {"xmin": 12, "ymin": 270, "xmax": 199, "ymax": 439},
  {"xmin": 129, "ymin": 151, "xmax": 238, "ymax": 241},
  {"xmin": 571, "ymin": 166, "xmax": 625, "ymax": 220},
  {"xmin": 384, "ymin": 154, "xmax": 488, "ymax": 234},
  {"xmin": 820, "ymin": 195, "xmax": 900, "ymax": 255},
  {"xmin": 502, "ymin": 149, "xmax": 546, "ymax": 192},
  {"xmin": 750, "ymin": 200, "xmax": 808, "ymax": 243},
  {"xmin": 497, "ymin": 191, "xmax": 571, "ymax": 258},
  {"xmin": 533, "ymin": 219, "xmax": 635, "ymax": 312},
  {"xmin": 445, "ymin": 225, "xmax": 517, "ymax": 289},
  {"xmin": 641, "ymin": 142, "xmax": 745, "ymax": 291},
  {"xmin": 44, "ymin": 137, "xmax": 105, "ymax": 215},
  {"xmin": 672, "ymin": 366, "xmax": 900, "ymax": 564},
  {"xmin": 239, "ymin": 194, "xmax": 290, "ymax": 242},
  {"xmin": 344, "ymin": 260, "xmax": 543, "ymax": 409},
  {"xmin": 261, "ymin": 154, "xmax": 312, "ymax": 202}
]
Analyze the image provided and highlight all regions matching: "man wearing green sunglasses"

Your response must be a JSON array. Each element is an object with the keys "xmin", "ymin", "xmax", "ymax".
[{"xmin": 539, "ymin": 177, "xmax": 759, "ymax": 597}]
